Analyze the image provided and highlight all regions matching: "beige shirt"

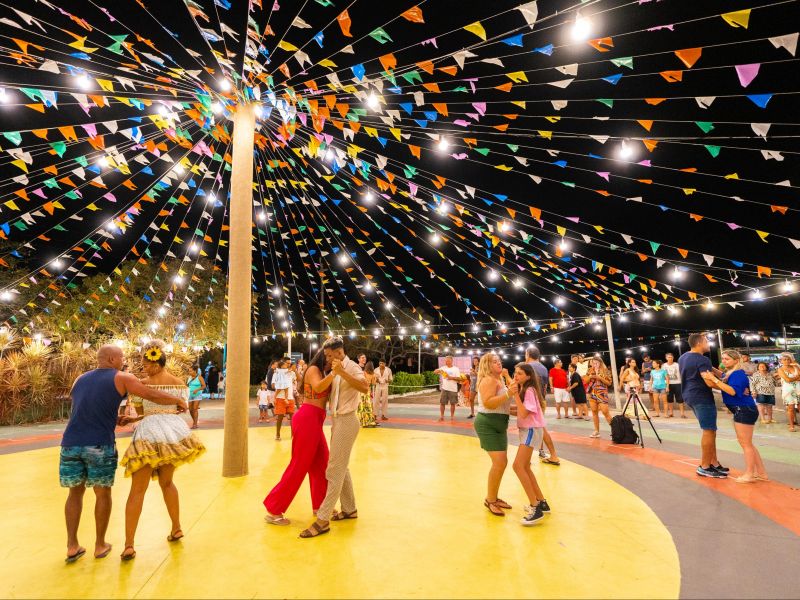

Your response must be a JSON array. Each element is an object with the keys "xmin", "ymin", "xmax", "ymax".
[
  {"xmin": 375, "ymin": 366, "xmax": 393, "ymax": 386},
  {"xmin": 331, "ymin": 356, "xmax": 366, "ymax": 416}
]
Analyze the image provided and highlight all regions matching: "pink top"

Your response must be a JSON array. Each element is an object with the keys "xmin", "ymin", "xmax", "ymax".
[{"xmin": 517, "ymin": 387, "xmax": 545, "ymax": 429}]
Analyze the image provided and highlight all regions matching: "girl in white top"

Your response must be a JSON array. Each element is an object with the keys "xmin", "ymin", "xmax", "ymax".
[{"xmin": 777, "ymin": 352, "xmax": 800, "ymax": 432}]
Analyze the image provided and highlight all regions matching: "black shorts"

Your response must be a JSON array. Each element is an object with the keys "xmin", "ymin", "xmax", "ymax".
[
  {"xmin": 727, "ymin": 405, "xmax": 759, "ymax": 425},
  {"xmin": 667, "ymin": 384, "xmax": 683, "ymax": 404},
  {"xmin": 572, "ymin": 393, "xmax": 587, "ymax": 405}
]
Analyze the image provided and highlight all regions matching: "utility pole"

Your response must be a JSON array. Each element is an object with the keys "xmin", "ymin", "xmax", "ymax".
[
  {"xmin": 717, "ymin": 329, "xmax": 724, "ymax": 363},
  {"xmin": 418, "ymin": 337, "xmax": 422, "ymax": 374},
  {"xmin": 604, "ymin": 314, "xmax": 622, "ymax": 410},
  {"xmin": 222, "ymin": 103, "xmax": 255, "ymax": 478}
]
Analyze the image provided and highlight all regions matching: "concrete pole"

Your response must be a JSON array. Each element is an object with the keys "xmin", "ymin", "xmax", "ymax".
[
  {"xmin": 605, "ymin": 314, "xmax": 622, "ymax": 410},
  {"xmin": 418, "ymin": 337, "xmax": 422, "ymax": 374},
  {"xmin": 717, "ymin": 329, "xmax": 724, "ymax": 363},
  {"xmin": 287, "ymin": 330, "xmax": 292, "ymax": 359},
  {"xmin": 782, "ymin": 324, "xmax": 789, "ymax": 351},
  {"xmin": 222, "ymin": 104, "xmax": 255, "ymax": 478}
]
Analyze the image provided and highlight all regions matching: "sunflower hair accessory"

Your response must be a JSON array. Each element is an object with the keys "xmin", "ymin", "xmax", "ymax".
[{"xmin": 144, "ymin": 347, "xmax": 163, "ymax": 362}]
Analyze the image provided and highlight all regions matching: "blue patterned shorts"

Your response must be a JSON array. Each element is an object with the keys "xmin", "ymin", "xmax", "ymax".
[{"xmin": 59, "ymin": 445, "xmax": 118, "ymax": 488}]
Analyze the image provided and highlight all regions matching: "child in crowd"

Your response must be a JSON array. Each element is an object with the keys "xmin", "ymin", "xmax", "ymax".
[
  {"xmin": 650, "ymin": 360, "xmax": 668, "ymax": 417},
  {"xmin": 511, "ymin": 362, "xmax": 550, "ymax": 526},
  {"xmin": 567, "ymin": 363, "xmax": 589, "ymax": 420},
  {"xmin": 257, "ymin": 381, "xmax": 273, "ymax": 423},
  {"xmin": 751, "ymin": 362, "xmax": 777, "ymax": 424}
]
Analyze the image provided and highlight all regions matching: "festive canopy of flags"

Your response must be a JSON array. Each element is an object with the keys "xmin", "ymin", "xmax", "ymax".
[{"xmin": 0, "ymin": 0, "xmax": 798, "ymax": 348}]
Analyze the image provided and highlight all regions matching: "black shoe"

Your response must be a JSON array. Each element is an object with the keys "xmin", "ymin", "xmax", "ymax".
[
  {"xmin": 467, "ymin": 414, "xmax": 475, "ymax": 419},
  {"xmin": 710, "ymin": 464, "xmax": 730, "ymax": 474},
  {"xmin": 537, "ymin": 499, "xmax": 551, "ymax": 514},
  {"xmin": 521, "ymin": 505, "xmax": 545, "ymax": 526},
  {"xmin": 696, "ymin": 466, "xmax": 726, "ymax": 478}
]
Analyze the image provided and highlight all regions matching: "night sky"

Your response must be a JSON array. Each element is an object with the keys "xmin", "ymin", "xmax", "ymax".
[{"xmin": 0, "ymin": 0, "xmax": 798, "ymax": 360}]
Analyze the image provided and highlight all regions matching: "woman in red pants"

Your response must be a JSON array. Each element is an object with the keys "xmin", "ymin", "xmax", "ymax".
[{"xmin": 264, "ymin": 350, "xmax": 334, "ymax": 525}]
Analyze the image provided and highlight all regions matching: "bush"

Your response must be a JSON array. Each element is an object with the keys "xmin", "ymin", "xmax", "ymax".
[
  {"xmin": 389, "ymin": 371, "xmax": 426, "ymax": 395},
  {"xmin": 422, "ymin": 370, "xmax": 439, "ymax": 386}
]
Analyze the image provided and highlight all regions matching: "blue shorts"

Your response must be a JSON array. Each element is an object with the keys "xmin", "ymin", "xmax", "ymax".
[
  {"xmin": 59, "ymin": 445, "xmax": 118, "ymax": 488},
  {"xmin": 690, "ymin": 403, "xmax": 718, "ymax": 431},
  {"xmin": 727, "ymin": 405, "xmax": 759, "ymax": 426},
  {"xmin": 755, "ymin": 394, "xmax": 775, "ymax": 405}
]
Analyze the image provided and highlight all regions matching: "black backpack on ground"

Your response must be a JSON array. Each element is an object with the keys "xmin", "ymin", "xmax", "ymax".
[{"xmin": 610, "ymin": 414, "xmax": 639, "ymax": 444}]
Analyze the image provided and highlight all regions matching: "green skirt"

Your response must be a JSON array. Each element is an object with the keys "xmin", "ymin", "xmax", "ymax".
[{"xmin": 473, "ymin": 412, "xmax": 509, "ymax": 452}]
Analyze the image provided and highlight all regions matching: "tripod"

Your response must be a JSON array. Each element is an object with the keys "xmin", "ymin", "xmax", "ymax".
[{"xmin": 622, "ymin": 387, "xmax": 662, "ymax": 448}]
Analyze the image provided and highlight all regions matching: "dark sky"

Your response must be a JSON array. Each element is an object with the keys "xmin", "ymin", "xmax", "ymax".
[{"xmin": 0, "ymin": 0, "xmax": 798, "ymax": 359}]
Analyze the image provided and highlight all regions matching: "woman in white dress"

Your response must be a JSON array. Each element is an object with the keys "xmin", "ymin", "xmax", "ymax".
[
  {"xmin": 777, "ymin": 352, "xmax": 800, "ymax": 432},
  {"xmin": 118, "ymin": 340, "xmax": 206, "ymax": 560}
]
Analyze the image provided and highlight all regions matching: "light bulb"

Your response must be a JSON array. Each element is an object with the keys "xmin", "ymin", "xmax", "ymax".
[
  {"xmin": 366, "ymin": 93, "xmax": 380, "ymax": 110},
  {"xmin": 437, "ymin": 138, "xmax": 450, "ymax": 152},
  {"xmin": 571, "ymin": 16, "xmax": 592, "ymax": 41},
  {"xmin": 220, "ymin": 79, "xmax": 231, "ymax": 92}
]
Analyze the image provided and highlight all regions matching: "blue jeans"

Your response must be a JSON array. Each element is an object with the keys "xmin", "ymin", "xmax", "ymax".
[{"xmin": 690, "ymin": 403, "xmax": 717, "ymax": 431}]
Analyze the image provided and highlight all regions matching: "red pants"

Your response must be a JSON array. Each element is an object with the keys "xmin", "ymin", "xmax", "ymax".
[{"xmin": 264, "ymin": 403, "xmax": 329, "ymax": 515}]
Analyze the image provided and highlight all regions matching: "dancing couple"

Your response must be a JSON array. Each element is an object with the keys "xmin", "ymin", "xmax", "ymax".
[
  {"xmin": 263, "ymin": 336, "xmax": 368, "ymax": 538},
  {"xmin": 59, "ymin": 341, "xmax": 205, "ymax": 563}
]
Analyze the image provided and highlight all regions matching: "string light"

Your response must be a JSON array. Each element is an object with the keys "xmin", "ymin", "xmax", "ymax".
[
  {"xmin": 437, "ymin": 138, "xmax": 450, "ymax": 152},
  {"xmin": 366, "ymin": 93, "xmax": 380, "ymax": 110},
  {"xmin": 219, "ymin": 79, "xmax": 231, "ymax": 92},
  {"xmin": 363, "ymin": 190, "xmax": 375, "ymax": 203},
  {"xmin": 571, "ymin": 15, "xmax": 592, "ymax": 40},
  {"xmin": 488, "ymin": 270, "xmax": 498, "ymax": 281},
  {"xmin": 619, "ymin": 140, "xmax": 634, "ymax": 160},
  {"xmin": 0, "ymin": 291, "xmax": 12, "ymax": 302},
  {"xmin": 430, "ymin": 233, "xmax": 441, "ymax": 245},
  {"xmin": 74, "ymin": 74, "xmax": 91, "ymax": 90}
]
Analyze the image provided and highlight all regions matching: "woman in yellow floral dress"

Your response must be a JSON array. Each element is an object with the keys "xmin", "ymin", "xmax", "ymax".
[
  {"xmin": 358, "ymin": 361, "xmax": 378, "ymax": 427},
  {"xmin": 118, "ymin": 340, "xmax": 205, "ymax": 560}
]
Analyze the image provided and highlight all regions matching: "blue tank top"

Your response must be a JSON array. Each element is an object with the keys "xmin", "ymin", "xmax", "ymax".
[{"xmin": 61, "ymin": 369, "xmax": 126, "ymax": 447}]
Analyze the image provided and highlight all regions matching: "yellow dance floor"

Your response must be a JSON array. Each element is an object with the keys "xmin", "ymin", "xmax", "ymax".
[{"xmin": 0, "ymin": 427, "xmax": 679, "ymax": 599}]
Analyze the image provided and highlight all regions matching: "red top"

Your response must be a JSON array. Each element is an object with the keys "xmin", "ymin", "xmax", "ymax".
[
  {"xmin": 549, "ymin": 367, "xmax": 569, "ymax": 389},
  {"xmin": 303, "ymin": 382, "xmax": 331, "ymax": 403}
]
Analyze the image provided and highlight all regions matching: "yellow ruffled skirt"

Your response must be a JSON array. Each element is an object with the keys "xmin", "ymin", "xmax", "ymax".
[{"xmin": 121, "ymin": 413, "xmax": 205, "ymax": 477}]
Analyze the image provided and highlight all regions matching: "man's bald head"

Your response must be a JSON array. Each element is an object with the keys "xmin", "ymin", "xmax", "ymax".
[{"xmin": 97, "ymin": 344, "xmax": 124, "ymax": 370}]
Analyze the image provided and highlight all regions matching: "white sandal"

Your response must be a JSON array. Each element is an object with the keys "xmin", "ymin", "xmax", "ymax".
[{"xmin": 264, "ymin": 513, "xmax": 290, "ymax": 526}]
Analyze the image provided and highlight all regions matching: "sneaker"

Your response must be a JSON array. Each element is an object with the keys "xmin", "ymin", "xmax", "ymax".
[
  {"xmin": 467, "ymin": 414, "xmax": 475, "ymax": 419},
  {"xmin": 710, "ymin": 464, "xmax": 730, "ymax": 474},
  {"xmin": 521, "ymin": 505, "xmax": 545, "ymax": 526},
  {"xmin": 696, "ymin": 466, "xmax": 726, "ymax": 478},
  {"xmin": 538, "ymin": 448, "xmax": 549, "ymax": 459},
  {"xmin": 537, "ymin": 499, "xmax": 551, "ymax": 514}
]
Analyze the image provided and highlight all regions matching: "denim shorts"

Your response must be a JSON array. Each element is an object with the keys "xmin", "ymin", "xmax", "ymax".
[
  {"xmin": 727, "ymin": 405, "xmax": 759, "ymax": 426},
  {"xmin": 690, "ymin": 403, "xmax": 718, "ymax": 431},
  {"xmin": 755, "ymin": 394, "xmax": 775, "ymax": 405},
  {"xmin": 59, "ymin": 445, "xmax": 118, "ymax": 488}
]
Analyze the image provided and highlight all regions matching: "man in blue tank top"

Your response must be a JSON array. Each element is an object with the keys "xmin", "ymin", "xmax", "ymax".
[{"xmin": 61, "ymin": 344, "xmax": 187, "ymax": 563}]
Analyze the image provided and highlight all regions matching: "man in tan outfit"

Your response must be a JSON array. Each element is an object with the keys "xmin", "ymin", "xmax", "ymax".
[
  {"xmin": 373, "ymin": 359, "xmax": 393, "ymax": 421},
  {"xmin": 300, "ymin": 336, "xmax": 367, "ymax": 539}
]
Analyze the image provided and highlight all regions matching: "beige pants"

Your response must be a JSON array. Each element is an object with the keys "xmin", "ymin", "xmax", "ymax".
[
  {"xmin": 373, "ymin": 385, "xmax": 389, "ymax": 418},
  {"xmin": 317, "ymin": 412, "xmax": 360, "ymax": 521}
]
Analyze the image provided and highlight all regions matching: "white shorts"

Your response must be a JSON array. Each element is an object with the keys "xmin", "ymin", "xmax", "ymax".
[
  {"xmin": 643, "ymin": 380, "xmax": 652, "ymax": 392},
  {"xmin": 554, "ymin": 388, "xmax": 570, "ymax": 404},
  {"xmin": 518, "ymin": 427, "xmax": 545, "ymax": 448}
]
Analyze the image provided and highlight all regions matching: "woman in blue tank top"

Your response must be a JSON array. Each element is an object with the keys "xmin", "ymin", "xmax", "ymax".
[{"xmin": 187, "ymin": 365, "xmax": 205, "ymax": 429}]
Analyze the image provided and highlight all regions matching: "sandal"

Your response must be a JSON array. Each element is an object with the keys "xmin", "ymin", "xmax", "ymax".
[
  {"xmin": 299, "ymin": 521, "xmax": 330, "ymax": 538},
  {"xmin": 484, "ymin": 499, "xmax": 505, "ymax": 516},
  {"xmin": 120, "ymin": 546, "xmax": 136, "ymax": 561},
  {"xmin": 540, "ymin": 457, "xmax": 561, "ymax": 466},
  {"xmin": 494, "ymin": 498, "xmax": 512, "ymax": 510},
  {"xmin": 264, "ymin": 513, "xmax": 291, "ymax": 526},
  {"xmin": 65, "ymin": 547, "xmax": 86, "ymax": 564},
  {"xmin": 167, "ymin": 530, "xmax": 184, "ymax": 542},
  {"xmin": 95, "ymin": 544, "xmax": 112, "ymax": 559},
  {"xmin": 331, "ymin": 510, "xmax": 358, "ymax": 521}
]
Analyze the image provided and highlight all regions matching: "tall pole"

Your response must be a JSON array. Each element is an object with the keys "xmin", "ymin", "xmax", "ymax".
[
  {"xmin": 418, "ymin": 337, "xmax": 422, "ymax": 374},
  {"xmin": 782, "ymin": 324, "xmax": 789, "ymax": 351},
  {"xmin": 717, "ymin": 329, "xmax": 724, "ymax": 363},
  {"xmin": 605, "ymin": 314, "xmax": 622, "ymax": 410},
  {"xmin": 287, "ymin": 330, "xmax": 292, "ymax": 358},
  {"xmin": 222, "ymin": 103, "xmax": 255, "ymax": 478}
]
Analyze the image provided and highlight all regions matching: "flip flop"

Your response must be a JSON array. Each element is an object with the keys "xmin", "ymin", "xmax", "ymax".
[
  {"xmin": 541, "ymin": 457, "xmax": 561, "ymax": 466},
  {"xmin": 120, "ymin": 547, "xmax": 136, "ymax": 561},
  {"xmin": 484, "ymin": 499, "xmax": 505, "ymax": 516},
  {"xmin": 331, "ymin": 510, "xmax": 358, "ymax": 521},
  {"xmin": 167, "ymin": 530, "xmax": 184, "ymax": 542},
  {"xmin": 264, "ymin": 513, "xmax": 291, "ymax": 526},
  {"xmin": 65, "ymin": 548, "xmax": 86, "ymax": 564},
  {"xmin": 299, "ymin": 521, "xmax": 330, "ymax": 539},
  {"xmin": 94, "ymin": 545, "xmax": 112, "ymax": 559}
]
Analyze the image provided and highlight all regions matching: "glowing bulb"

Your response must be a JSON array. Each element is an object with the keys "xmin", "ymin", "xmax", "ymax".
[
  {"xmin": 324, "ymin": 149, "xmax": 334, "ymax": 162},
  {"xmin": 158, "ymin": 307, "xmax": 167, "ymax": 317},
  {"xmin": 211, "ymin": 102, "xmax": 223, "ymax": 114},
  {"xmin": 571, "ymin": 16, "xmax": 592, "ymax": 41},
  {"xmin": 339, "ymin": 254, "xmax": 350, "ymax": 265},
  {"xmin": 207, "ymin": 194, "xmax": 217, "ymax": 204},
  {"xmin": 437, "ymin": 202, "xmax": 449, "ymax": 215},
  {"xmin": 220, "ymin": 79, "xmax": 231, "ymax": 92},
  {"xmin": 157, "ymin": 104, "xmax": 169, "ymax": 116},
  {"xmin": 751, "ymin": 289, "xmax": 762, "ymax": 300},
  {"xmin": 272, "ymin": 287, "xmax": 281, "ymax": 296},
  {"xmin": 472, "ymin": 324, "xmax": 479, "ymax": 332},
  {"xmin": 254, "ymin": 104, "xmax": 263, "ymax": 118},
  {"xmin": 619, "ymin": 141, "xmax": 633, "ymax": 160},
  {"xmin": 640, "ymin": 346, "xmax": 647, "ymax": 352},
  {"xmin": 364, "ymin": 191, "xmax": 374, "ymax": 203},
  {"xmin": 373, "ymin": 328, "xmax": 380, "ymax": 336},
  {"xmin": 488, "ymin": 270, "xmax": 498, "ymax": 281},
  {"xmin": 705, "ymin": 299, "xmax": 715, "ymax": 309},
  {"xmin": 366, "ymin": 93, "xmax": 380, "ymax": 110},
  {"xmin": 189, "ymin": 243, "xmax": 199, "ymax": 254},
  {"xmin": 498, "ymin": 221, "xmax": 510, "ymax": 233},
  {"xmin": 784, "ymin": 280, "xmax": 795, "ymax": 292},
  {"xmin": 671, "ymin": 268, "xmax": 682, "ymax": 280},
  {"xmin": 276, "ymin": 309, "xmax": 285, "ymax": 317},
  {"xmin": 430, "ymin": 234, "xmax": 441, "ymax": 245},
  {"xmin": 618, "ymin": 314, "xmax": 627, "ymax": 321},
  {"xmin": 75, "ymin": 74, "xmax": 91, "ymax": 90},
  {"xmin": 1, "ymin": 290, "xmax": 12, "ymax": 302},
  {"xmin": 559, "ymin": 239, "xmax": 569, "ymax": 251},
  {"xmin": 513, "ymin": 278, "xmax": 523, "ymax": 288},
  {"xmin": 437, "ymin": 138, "xmax": 450, "ymax": 152},
  {"xmin": 258, "ymin": 212, "xmax": 266, "ymax": 221},
  {"xmin": 98, "ymin": 156, "xmax": 109, "ymax": 169},
  {"xmin": 0, "ymin": 88, "xmax": 8, "ymax": 103},
  {"xmin": 555, "ymin": 297, "xmax": 565, "ymax": 306},
  {"xmin": 173, "ymin": 276, "xmax": 184, "ymax": 285},
  {"xmin": 173, "ymin": 164, "xmax": 185, "ymax": 175},
  {"xmin": 642, "ymin": 311, "xmax": 651, "ymax": 320},
  {"xmin": 52, "ymin": 259, "xmax": 64, "ymax": 269},
  {"xmin": 385, "ymin": 302, "xmax": 394, "ymax": 309},
  {"xmin": 364, "ymin": 282, "xmax": 373, "ymax": 292}
]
